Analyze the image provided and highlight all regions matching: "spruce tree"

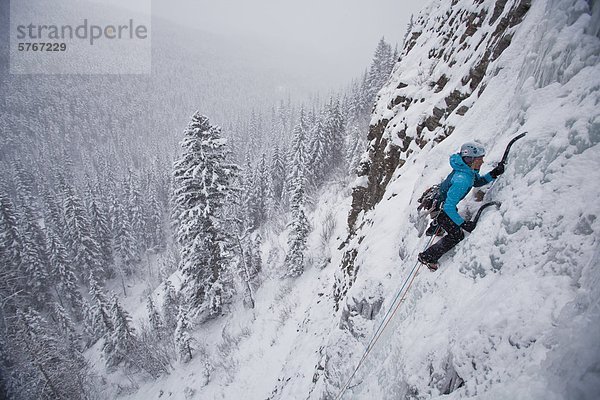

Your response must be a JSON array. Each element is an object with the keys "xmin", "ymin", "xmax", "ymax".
[
  {"xmin": 12, "ymin": 308, "xmax": 91, "ymax": 399},
  {"xmin": 114, "ymin": 201, "xmax": 139, "ymax": 277},
  {"xmin": 89, "ymin": 196, "xmax": 114, "ymax": 276},
  {"xmin": 366, "ymin": 37, "xmax": 395, "ymax": 103},
  {"xmin": 269, "ymin": 145, "xmax": 286, "ymax": 205},
  {"xmin": 41, "ymin": 188, "xmax": 64, "ymax": 235},
  {"xmin": 307, "ymin": 115, "xmax": 328, "ymax": 188},
  {"xmin": 323, "ymin": 98, "xmax": 346, "ymax": 171},
  {"xmin": 146, "ymin": 296, "xmax": 163, "ymax": 335},
  {"xmin": 172, "ymin": 112, "xmax": 240, "ymax": 318},
  {"xmin": 47, "ymin": 228, "xmax": 83, "ymax": 317},
  {"xmin": 128, "ymin": 173, "xmax": 146, "ymax": 252},
  {"xmin": 0, "ymin": 194, "xmax": 22, "ymax": 264},
  {"xmin": 285, "ymin": 109, "xmax": 308, "ymax": 203},
  {"xmin": 14, "ymin": 166, "xmax": 51, "ymax": 307},
  {"xmin": 174, "ymin": 305, "xmax": 193, "ymax": 363},
  {"xmin": 284, "ymin": 175, "xmax": 310, "ymax": 278},
  {"xmin": 346, "ymin": 126, "xmax": 367, "ymax": 176},
  {"xmin": 162, "ymin": 280, "xmax": 179, "ymax": 333},
  {"xmin": 248, "ymin": 153, "xmax": 269, "ymax": 229},
  {"xmin": 105, "ymin": 295, "xmax": 136, "ymax": 367},
  {"xmin": 52, "ymin": 303, "xmax": 82, "ymax": 352},
  {"xmin": 0, "ymin": 194, "xmax": 23, "ymax": 305},
  {"xmin": 20, "ymin": 212, "xmax": 51, "ymax": 308},
  {"xmin": 146, "ymin": 192, "xmax": 166, "ymax": 252},
  {"xmin": 63, "ymin": 185, "xmax": 105, "ymax": 281},
  {"xmin": 241, "ymin": 154, "xmax": 255, "ymax": 230},
  {"xmin": 88, "ymin": 274, "xmax": 113, "ymax": 340},
  {"xmin": 12, "ymin": 162, "xmax": 39, "ymax": 216}
]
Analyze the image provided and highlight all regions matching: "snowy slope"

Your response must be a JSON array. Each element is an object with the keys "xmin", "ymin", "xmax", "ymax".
[
  {"xmin": 120, "ymin": 181, "xmax": 354, "ymax": 400},
  {"xmin": 120, "ymin": 0, "xmax": 599, "ymax": 399}
]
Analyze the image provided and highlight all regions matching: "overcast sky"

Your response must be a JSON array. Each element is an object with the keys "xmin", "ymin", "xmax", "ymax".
[{"xmin": 91, "ymin": 0, "xmax": 425, "ymax": 89}]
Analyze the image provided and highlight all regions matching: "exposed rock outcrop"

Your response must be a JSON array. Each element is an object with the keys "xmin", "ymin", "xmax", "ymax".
[{"xmin": 348, "ymin": 0, "xmax": 531, "ymax": 233}]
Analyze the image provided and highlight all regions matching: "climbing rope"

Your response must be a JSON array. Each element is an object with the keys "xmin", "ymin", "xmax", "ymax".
[{"xmin": 334, "ymin": 228, "xmax": 440, "ymax": 400}]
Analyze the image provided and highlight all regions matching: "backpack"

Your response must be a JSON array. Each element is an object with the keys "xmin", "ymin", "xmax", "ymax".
[{"xmin": 417, "ymin": 184, "xmax": 441, "ymax": 213}]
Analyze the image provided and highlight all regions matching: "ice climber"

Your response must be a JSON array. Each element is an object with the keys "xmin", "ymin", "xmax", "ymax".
[{"xmin": 418, "ymin": 142, "xmax": 505, "ymax": 271}]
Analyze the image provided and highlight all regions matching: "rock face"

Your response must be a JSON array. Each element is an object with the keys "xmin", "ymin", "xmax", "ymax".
[
  {"xmin": 348, "ymin": 0, "xmax": 530, "ymax": 231},
  {"xmin": 338, "ymin": 0, "xmax": 532, "ymax": 308}
]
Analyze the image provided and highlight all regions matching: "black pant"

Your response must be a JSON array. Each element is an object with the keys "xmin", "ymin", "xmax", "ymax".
[{"xmin": 421, "ymin": 211, "xmax": 464, "ymax": 263}]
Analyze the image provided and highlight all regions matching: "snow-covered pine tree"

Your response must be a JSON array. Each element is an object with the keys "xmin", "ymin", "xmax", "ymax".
[
  {"xmin": 146, "ymin": 191, "xmax": 166, "ymax": 252},
  {"xmin": 346, "ymin": 126, "xmax": 367, "ymax": 176},
  {"xmin": 0, "ymin": 194, "xmax": 23, "ymax": 312},
  {"xmin": 306, "ymin": 98, "xmax": 346, "ymax": 189},
  {"xmin": 108, "ymin": 197, "xmax": 120, "ymax": 241},
  {"xmin": 248, "ymin": 153, "xmax": 269, "ymax": 229},
  {"xmin": 13, "ymin": 164, "xmax": 51, "ymax": 306},
  {"xmin": 151, "ymin": 155, "xmax": 171, "ymax": 210},
  {"xmin": 12, "ymin": 162, "xmax": 39, "ymax": 216},
  {"xmin": 88, "ymin": 274, "xmax": 113, "ymax": 340},
  {"xmin": 19, "ymin": 208, "xmax": 51, "ymax": 308},
  {"xmin": 104, "ymin": 294, "xmax": 137, "ymax": 367},
  {"xmin": 113, "ymin": 198, "xmax": 139, "ymax": 278},
  {"xmin": 268, "ymin": 105, "xmax": 281, "ymax": 145},
  {"xmin": 46, "ymin": 227, "xmax": 83, "ymax": 318},
  {"xmin": 307, "ymin": 114, "xmax": 328, "ymax": 188},
  {"xmin": 285, "ymin": 109, "xmax": 308, "ymax": 204},
  {"xmin": 248, "ymin": 110, "xmax": 264, "ymax": 156},
  {"xmin": 245, "ymin": 234, "xmax": 262, "ymax": 288},
  {"xmin": 0, "ymin": 193, "xmax": 22, "ymax": 265},
  {"xmin": 146, "ymin": 296, "xmax": 163, "ymax": 335},
  {"xmin": 269, "ymin": 145, "xmax": 286, "ymax": 206},
  {"xmin": 358, "ymin": 70, "xmax": 371, "ymax": 117},
  {"xmin": 12, "ymin": 308, "xmax": 91, "ymax": 400},
  {"xmin": 172, "ymin": 112, "xmax": 240, "ymax": 319},
  {"xmin": 283, "ymin": 175, "xmax": 310, "ymax": 278},
  {"xmin": 366, "ymin": 37, "xmax": 394, "ymax": 102},
  {"xmin": 241, "ymin": 154, "xmax": 255, "ymax": 230},
  {"xmin": 41, "ymin": 187, "xmax": 64, "ymax": 235},
  {"xmin": 89, "ymin": 196, "xmax": 114, "ymax": 276},
  {"xmin": 162, "ymin": 280, "xmax": 179, "ymax": 333},
  {"xmin": 174, "ymin": 305, "xmax": 194, "ymax": 362},
  {"xmin": 63, "ymin": 184, "xmax": 105, "ymax": 282},
  {"xmin": 278, "ymin": 97, "xmax": 294, "ymax": 139},
  {"xmin": 323, "ymin": 97, "xmax": 346, "ymax": 172},
  {"xmin": 51, "ymin": 303, "xmax": 82, "ymax": 352},
  {"xmin": 128, "ymin": 172, "xmax": 146, "ymax": 252}
]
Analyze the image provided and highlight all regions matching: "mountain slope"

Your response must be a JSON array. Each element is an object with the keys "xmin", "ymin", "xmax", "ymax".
[{"xmin": 113, "ymin": 0, "xmax": 599, "ymax": 398}]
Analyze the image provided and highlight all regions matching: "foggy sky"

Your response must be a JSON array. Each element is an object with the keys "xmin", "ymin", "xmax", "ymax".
[{"xmin": 90, "ymin": 0, "xmax": 425, "ymax": 90}]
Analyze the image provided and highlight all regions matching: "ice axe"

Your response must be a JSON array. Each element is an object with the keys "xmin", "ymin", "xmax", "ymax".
[
  {"xmin": 472, "ymin": 201, "xmax": 501, "ymax": 227},
  {"xmin": 499, "ymin": 132, "xmax": 527, "ymax": 166},
  {"xmin": 483, "ymin": 132, "xmax": 527, "ymax": 202}
]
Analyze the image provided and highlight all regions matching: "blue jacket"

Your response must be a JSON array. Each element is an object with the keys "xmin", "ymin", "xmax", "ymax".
[{"xmin": 439, "ymin": 154, "xmax": 494, "ymax": 226}]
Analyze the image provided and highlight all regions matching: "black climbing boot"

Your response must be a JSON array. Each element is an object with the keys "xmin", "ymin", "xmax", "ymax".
[{"xmin": 418, "ymin": 252, "xmax": 439, "ymax": 272}]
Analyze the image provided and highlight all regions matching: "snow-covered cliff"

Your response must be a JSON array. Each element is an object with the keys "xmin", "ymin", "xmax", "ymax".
[{"xmin": 322, "ymin": 0, "xmax": 600, "ymax": 398}]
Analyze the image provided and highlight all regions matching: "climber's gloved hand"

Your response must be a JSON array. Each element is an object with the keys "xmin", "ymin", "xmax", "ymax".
[
  {"xmin": 489, "ymin": 163, "xmax": 505, "ymax": 179},
  {"xmin": 461, "ymin": 220, "xmax": 476, "ymax": 233}
]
